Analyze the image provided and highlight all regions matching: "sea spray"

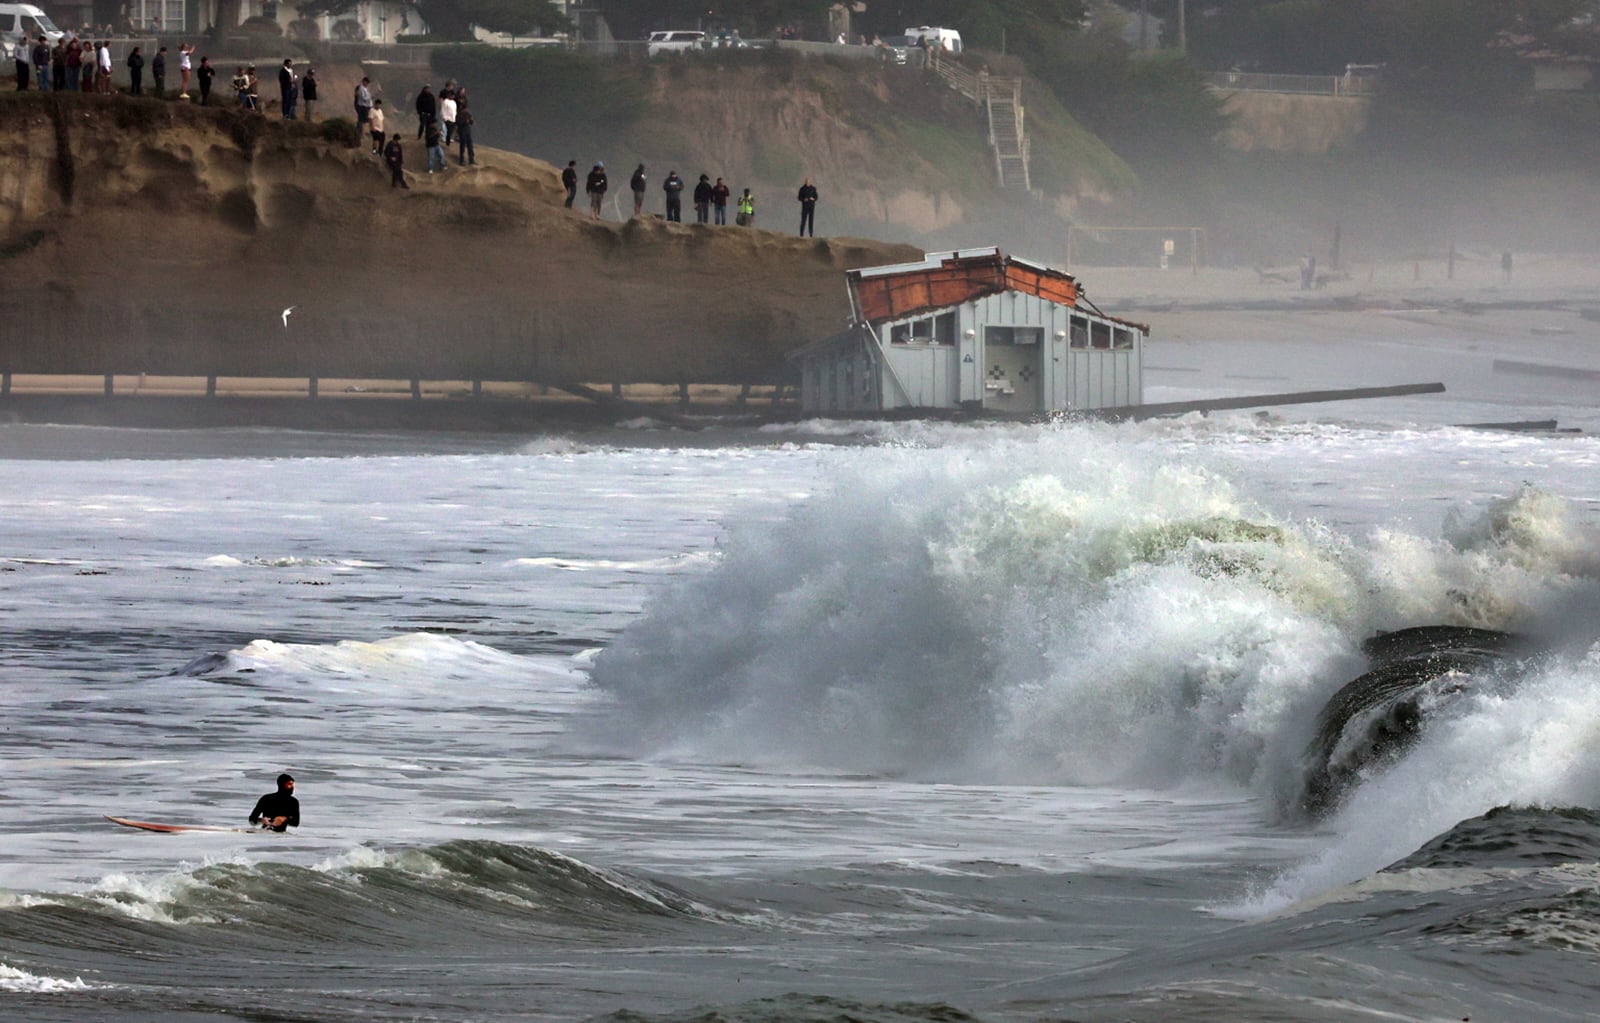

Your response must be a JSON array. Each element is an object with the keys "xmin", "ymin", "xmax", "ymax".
[{"xmin": 587, "ymin": 429, "xmax": 1600, "ymax": 807}]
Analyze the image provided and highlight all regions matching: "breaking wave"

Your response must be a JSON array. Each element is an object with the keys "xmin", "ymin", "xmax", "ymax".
[
  {"xmin": 586, "ymin": 429, "xmax": 1600, "ymax": 817},
  {"xmin": 0, "ymin": 841, "xmax": 718, "ymax": 947}
]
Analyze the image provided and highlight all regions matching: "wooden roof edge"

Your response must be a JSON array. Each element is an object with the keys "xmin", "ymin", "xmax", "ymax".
[{"xmin": 848, "ymin": 249, "xmax": 1079, "ymax": 299}]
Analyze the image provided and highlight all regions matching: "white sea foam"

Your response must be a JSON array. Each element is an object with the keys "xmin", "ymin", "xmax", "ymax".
[
  {"xmin": 83, "ymin": 855, "xmax": 260, "ymax": 924},
  {"xmin": 224, "ymin": 633, "xmax": 570, "ymax": 688},
  {"xmin": 1236, "ymin": 635, "xmax": 1600, "ymax": 913},
  {"xmin": 0, "ymin": 962, "xmax": 97, "ymax": 993},
  {"xmin": 588, "ymin": 429, "xmax": 1600, "ymax": 807},
  {"xmin": 509, "ymin": 555, "xmax": 702, "ymax": 572}
]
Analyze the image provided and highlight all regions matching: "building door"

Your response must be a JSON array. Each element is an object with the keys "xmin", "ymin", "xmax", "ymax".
[{"xmin": 983, "ymin": 326, "xmax": 1043, "ymax": 413}]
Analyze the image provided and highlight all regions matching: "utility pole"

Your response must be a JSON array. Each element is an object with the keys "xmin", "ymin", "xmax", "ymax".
[
  {"xmin": 1178, "ymin": 0, "xmax": 1187, "ymax": 53},
  {"xmin": 1138, "ymin": 0, "xmax": 1147, "ymax": 50}
]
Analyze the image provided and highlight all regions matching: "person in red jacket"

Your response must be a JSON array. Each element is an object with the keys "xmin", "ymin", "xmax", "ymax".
[{"xmin": 710, "ymin": 176, "xmax": 731, "ymax": 225}]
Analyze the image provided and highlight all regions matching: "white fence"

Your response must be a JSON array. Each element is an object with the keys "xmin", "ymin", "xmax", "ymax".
[{"xmin": 1203, "ymin": 70, "xmax": 1377, "ymax": 97}]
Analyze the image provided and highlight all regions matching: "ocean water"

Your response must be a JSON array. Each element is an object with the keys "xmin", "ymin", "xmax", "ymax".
[{"xmin": 3, "ymin": 385, "xmax": 1600, "ymax": 1021}]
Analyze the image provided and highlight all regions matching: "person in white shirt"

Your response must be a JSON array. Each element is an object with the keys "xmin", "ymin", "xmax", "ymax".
[
  {"xmin": 11, "ymin": 32, "xmax": 27, "ymax": 91},
  {"xmin": 96, "ymin": 40, "xmax": 111, "ymax": 94},
  {"xmin": 178, "ymin": 44, "xmax": 192, "ymax": 97},
  {"xmin": 368, "ymin": 99, "xmax": 385, "ymax": 154},
  {"xmin": 440, "ymin": 92, "xmax": 457, "ymax": 146}
]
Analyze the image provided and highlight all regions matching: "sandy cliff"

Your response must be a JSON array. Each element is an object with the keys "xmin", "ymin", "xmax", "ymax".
[{"xmin": 0, "ymin": 94, "xmax": 919, "ymax": 384}]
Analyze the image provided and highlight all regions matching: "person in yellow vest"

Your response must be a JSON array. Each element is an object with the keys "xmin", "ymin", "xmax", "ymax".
[{"xmin": 736, "ymin": 188, "xmax": 755, "ymax": 227}]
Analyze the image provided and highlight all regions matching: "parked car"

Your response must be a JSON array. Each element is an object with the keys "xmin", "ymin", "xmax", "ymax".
[
  {"xmin": 878, "ymin": 34, "xmax": 914, "ymax": 64},
  {"xmin": 646, "ymin": 30, "xmax": 706, "ymax": 57},
  {"xmin": 0, "ymin": 3, "xmax": 64, "ymax": 44},
  {"xmin": 904, "ymin": 26, "xmax": 962, "ymax": 54}
]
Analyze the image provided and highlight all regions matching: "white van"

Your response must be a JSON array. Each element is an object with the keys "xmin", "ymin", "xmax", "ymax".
[
  {"xmin": 646, "ymin": 30, "xmax": 706, "ymax": 57},
  {"xmin": 904, "ymin": 26, "xmax": 962, "ymax": 54},
  {"xmin": 0, "ymin": 4, "xmax": 65, "ymax": 44}
]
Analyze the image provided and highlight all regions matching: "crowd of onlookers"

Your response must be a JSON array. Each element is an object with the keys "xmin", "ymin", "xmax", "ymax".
[
  {"xmin": 6, "ymin": 34, "xmax": 483, "ymax": 191},
  {"xmin": 561, "ymin": 161, "xmax": 823, "ymax": 236},
  {"xmin": 7, "ymin": 31, "xmax": 234, "ymax": 102},
  {"xmin": 353, "ymin": 78, "xmax": 477, "ymax": 189},
  {"xmin": 6, "ymin": 36, "xmax": 830, "ymax": 223}
]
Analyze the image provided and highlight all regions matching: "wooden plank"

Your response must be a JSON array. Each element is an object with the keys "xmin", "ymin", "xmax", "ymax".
[
  {"xmin": 1085, "ymin": 382, "xmax": 1446, "ymax": 422},
  {"xmin": 544, "ymin": 381, "xmax": 704, "ymax": 431}
]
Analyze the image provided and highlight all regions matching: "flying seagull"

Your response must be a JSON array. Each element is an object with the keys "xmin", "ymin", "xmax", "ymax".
[{"xmin": 281, "ymin": 306, "xmax": 296, "ymax": 328}]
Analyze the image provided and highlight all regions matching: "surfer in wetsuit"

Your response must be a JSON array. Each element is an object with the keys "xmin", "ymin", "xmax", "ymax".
[{"xmin": 249, "ymin": 773, "xmax": 299, "ymax": 832}]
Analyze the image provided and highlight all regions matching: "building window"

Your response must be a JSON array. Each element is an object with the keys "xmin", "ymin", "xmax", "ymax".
[
  {"xmin": 888, "ymin": 315, "xmax": 954, "ymax": 344},
  {"xmin": 1069, "ymin": 316, "xmax": 1089, "ymax": 348},
  {"xmin": 985, "ymin": 326, "xmax": 1043, "ymax": 346}
]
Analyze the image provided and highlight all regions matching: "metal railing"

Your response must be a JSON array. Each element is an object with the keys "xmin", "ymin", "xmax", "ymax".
[{"xmin": 1203, "ymin": 70, "xmax": 1378, "ymax": 97}]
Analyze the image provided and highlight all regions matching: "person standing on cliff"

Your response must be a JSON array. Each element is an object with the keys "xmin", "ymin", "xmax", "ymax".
[
  {"xmin": 415, "ymin": 83, "xmax": 436, "ymax": 140},
  {"xmin": 11, "ymin": 32, "xmax": 27, "ymax": 91},
  {"xmin": 424, "ymin": 116, "xmax": 446, "ymax": 174},
  {"xmin": 585, "ymin": 162, "xmax": 608, "ymax": 219},
  {"xmin": 301, "ymin": 67, "xmax": 317, "ymax": 121},
  {"xmin": 663, "ymin": 170, "xmax": 684, "ymax": 222},
  {"xmin": 455, "ymin": 104, "xmax": 475, "ymax": 165},
  {"xmin": 179, "ymin": 44, "xmax": 192, "ymax": 98},
  {"xmin": 384, "ymin": 134, "xmax": 408, "ymax": 189},
  {"xmin": 49, "ymin": 37, "xmax": 65, "ymax": 92},
  {"xmin": 278, "ymin": 58, "xmax": 296, "ymax": 119},
  {"xmin": 96, "ymin": 39, "xmax": 111, "ymax": 94},
  {"xmin": 797, "ymin": 178, "xmax": 818, "ymax": 236},
  {"xmin": 693, "ymin": 174, "xmax": 712, "ymax": 223},
  {"xmin": 354, "ymin": 76, "xmax": 373, "ymax": 140},
  {"xmin": 562, "ymin": 160, "xmax": 578, "ymax": 208},
  {"xmin": 369, "ymin": 98, "xmax": 386, "ymax": 154},
  {"xmin": 79, "ymin": 42, "xmax": 93, "ymax": 91},
  {"xmin": 126, "ymin": 46, "xmax": 144, "ymax": 95},
  {"xmin": 63, "ymin": 38, "xmax": 80, "ymax": 91},
  {"xmin": 454, "ymin": 86, "xmax": 474, "ymax": 165},
  {"xmin": 629, "ymin": 163, "xmax": 647, "ymax": 217},
  {"xmin": 439, "ymin": 88, "xmax": 457, "ymax": 146},
  {"xmin": 197, "ymin": 56, "xmax": 213, "ymax": 105},
  {"xmin": 151, "ymin": 46, "xmax": 166, "ymax": 99},
  {"xmin": 736, "ymin": 188, "xmax": 755, "ymax": 227},
  {"xmin": 711, "ymin": 177, "xmax": 730, "ymax": 225},
  {"xmin": 32, "ymin": 35, "xmax": 50, "ymax": 92}
]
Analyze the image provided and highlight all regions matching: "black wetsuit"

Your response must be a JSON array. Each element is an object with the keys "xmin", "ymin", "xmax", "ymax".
[{"xmin": 249, "ymin": 789, "xmax": 300, "ymax": 831}]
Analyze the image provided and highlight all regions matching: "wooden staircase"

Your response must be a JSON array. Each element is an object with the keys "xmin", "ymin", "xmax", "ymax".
[{"xmin": 931, "ymin": 60, "xmax": 1031, "ymax": 190}]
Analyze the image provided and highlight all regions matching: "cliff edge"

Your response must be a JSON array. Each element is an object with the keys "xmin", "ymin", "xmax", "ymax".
[{"xmin": 0, "ymin": 93, "xmax": 919, "ymax": 385}]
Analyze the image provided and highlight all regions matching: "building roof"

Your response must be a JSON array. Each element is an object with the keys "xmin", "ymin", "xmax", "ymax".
[{"xmin": 848, "ymin": 248, "xmax": 1081, "ymax": 322}]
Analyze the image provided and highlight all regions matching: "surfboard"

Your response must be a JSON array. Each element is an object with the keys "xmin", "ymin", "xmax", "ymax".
[{"xmin": 104, "ymin": 815, "xmax": 259, "ymax": 834}]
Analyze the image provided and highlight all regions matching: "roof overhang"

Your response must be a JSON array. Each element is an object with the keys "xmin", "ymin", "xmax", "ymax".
[{"xmin": 848, "ymin": 248, "xmax": 1080, "ymax": 323}]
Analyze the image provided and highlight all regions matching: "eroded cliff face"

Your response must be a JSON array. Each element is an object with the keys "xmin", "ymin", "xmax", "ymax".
[
  {"xmin": 0, "ymin": 95, "xmax": 918, "ymax": 383},
  {"xmin": 635, "ymin": 72, "xmax": 970, "ymax": 235}
]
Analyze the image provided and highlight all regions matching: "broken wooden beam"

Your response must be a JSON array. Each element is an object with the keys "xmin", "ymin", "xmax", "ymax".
[{"xmin": 1086, "ymin": 382, "xmax": 1446, "ymax": 422}]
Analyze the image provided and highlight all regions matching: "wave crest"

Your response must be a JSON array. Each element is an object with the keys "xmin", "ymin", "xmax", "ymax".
[{"xmin": 587, "ymin": 431, "xmax": 1600, "ymax": 797}]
